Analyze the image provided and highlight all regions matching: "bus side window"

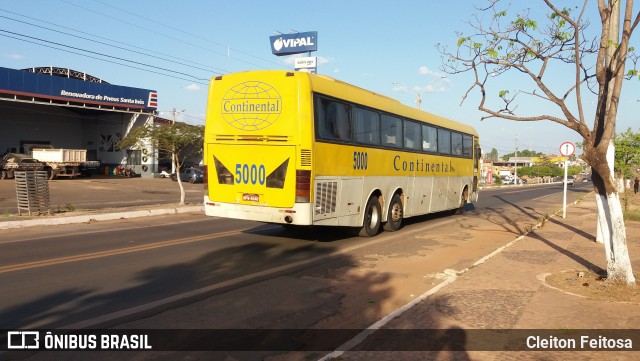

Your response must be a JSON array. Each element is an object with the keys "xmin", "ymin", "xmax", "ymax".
[
  {"xmin": 463, "ymin": 135, "xmax": 473, "ymax": 158},
  {"xmin": 316, "ymin": 97, "xmax": 351, "ymax": 142},
  {"xmin": 332, "ymin": 102, "xmax": 351, "ymax": 140},
  {"xmin": 404, "ymin": 121, "xmax": 421, "ymax": 150},
  {"xmin": 316, "ymin": 97, "xmax": 332, "ymax": 139},
  {"xmin": 422, "ymin": 124, "xmax": 438, "ymax": 152},
  {"xmin": 353, "ymin": 107, "xmax": 380, "ymax": 145},
  {"xmin": 452, "ymin": 132, "xmax": 463, "ymax": 156},
  {"xmin": 438, "ymin": 129, "xmax": 452, "ymax": 154},
  {"xmin": 381, "ymin": 115, "xmax": 402, "ymax": 148}
]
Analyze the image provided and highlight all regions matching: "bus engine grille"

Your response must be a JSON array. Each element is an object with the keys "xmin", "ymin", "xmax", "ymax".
[
  {"xmin": 314, "ymin": 181, "xmax": 337, "ymax": 215},
  {"xmin": 300, "ymin": 149, "xmax": 311, "ymax": 167}
]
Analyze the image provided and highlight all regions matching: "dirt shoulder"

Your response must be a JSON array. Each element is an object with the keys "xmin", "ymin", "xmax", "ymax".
[{"xmin": 544, "ymin": 187, "xmax": 640, "ymax": 303}]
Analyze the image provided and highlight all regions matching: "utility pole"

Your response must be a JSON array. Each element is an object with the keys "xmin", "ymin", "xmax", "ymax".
[
  {"xmin": 171, "ymin": 108, "xmax": 177, "ymax": 173},
  {"xmin": 393, "ymin": 81, "xmax": 422, "ymax": 110},
  {"xmin": 514, "ymin": 133, "xmax": 519, "ymax": 185}
]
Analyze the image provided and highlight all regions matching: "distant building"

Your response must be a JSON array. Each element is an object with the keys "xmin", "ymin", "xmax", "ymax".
[
  {"xmin": 487, "ymin": 154, "xmax": 585, "ymax": 180},
  {"xmin": 0, "ymin": 66, "xmax": 165, "ymax": 177}
]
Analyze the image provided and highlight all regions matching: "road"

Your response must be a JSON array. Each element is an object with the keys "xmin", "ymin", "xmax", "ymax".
[{"xmin": 0, "ymin": 182, "xmax": 591, "ymax": 358}]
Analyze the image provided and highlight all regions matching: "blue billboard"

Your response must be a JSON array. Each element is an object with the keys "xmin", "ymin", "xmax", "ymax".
[
  {"xmin": 269, "ymin": 31, "xmax": 318, "ymax": 56},
  {"xmin": 0, "ymin": 67, "xmax": 157, "ymax": 110}
]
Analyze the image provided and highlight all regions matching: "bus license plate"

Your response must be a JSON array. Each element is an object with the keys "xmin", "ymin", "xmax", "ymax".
[{"xmin": 242, "ymin": 193, "xmax": 260, "ymax": 202}]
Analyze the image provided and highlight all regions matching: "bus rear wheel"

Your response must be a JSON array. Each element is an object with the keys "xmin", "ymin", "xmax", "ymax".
[
  {"xmin": 383, "ymin": 194, "xmax": 403, "ymax": 232},
  {"xmin": 454, "ymin": 188, "xmax": 468, "ymax": 215},
  {"xmin": 359, "ymin": 195, "xmax": 381, "ymax": 237}
]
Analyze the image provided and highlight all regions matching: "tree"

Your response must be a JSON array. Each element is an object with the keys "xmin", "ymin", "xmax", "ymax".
[
  {"xmin": 615, "ymin": 128, "xmax": 640, "ymax": 179},
  {"xmin": 518, "ymin": 165, "xmax": 564, "ymax": 178},
  {"xmin": 501, "ymin": 149, "xmax": 544, "ymax": 160},
  {"xmin": 118, "ymin": 121, "xmax": 204, "ymax": 205},
  {"xmin": 485, "ymin": 147, "xmax": 500, "ymax": 162},
  {"xmin": 438, "ymin": 0, "xmax": 640, "ymax": 284}
]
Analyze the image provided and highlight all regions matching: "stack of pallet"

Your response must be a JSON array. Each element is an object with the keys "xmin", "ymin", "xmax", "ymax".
[{"xmin": 14, "ymin": 171, "xmax": 50, "ymax": 216}]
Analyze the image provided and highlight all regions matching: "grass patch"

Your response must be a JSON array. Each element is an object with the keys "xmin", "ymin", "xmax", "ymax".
[
  {"xmin": 624, "ymin": 210, "xmax": 640, "ymax": 222},
  {"xmin": 54, "ymin": 203, "xmax": 77, "ymax": 213},
  {"xmin": 620, "ymin": 189, "xmax": 640, "ymax": 222}
]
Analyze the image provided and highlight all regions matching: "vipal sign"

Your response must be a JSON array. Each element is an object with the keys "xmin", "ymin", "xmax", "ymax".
[{"xmin": 269, "ymin": 31, "xmax": 318, "ymax": 56}]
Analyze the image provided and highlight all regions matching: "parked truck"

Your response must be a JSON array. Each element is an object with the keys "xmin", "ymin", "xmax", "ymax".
[
  {"xmin": 24, "ymin": 145, "xmax": 96, "ymax": 179},
  {"xmin": 0, "ymin": 153, "xmax": 45, "ymax": 179}
]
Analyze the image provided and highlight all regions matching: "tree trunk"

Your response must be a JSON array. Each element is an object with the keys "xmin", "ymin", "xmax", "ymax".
[
  {"xmin": 595, "ymin": 196, "xmax": 605, "ymax": 244},
  {"xmin": 595, "ymin": 190, "xmax": 636, "ymax": 285},
  {"xmin": 174, "ymin": 153, "xmax": 186, "ymax": 205},
  {"xmin": 595, "ymin": 139, "xmax": 616, "ymax": 244},
  {"xmin": 591, "ymin": 163, "xmax": 636, "ymax": 285}
]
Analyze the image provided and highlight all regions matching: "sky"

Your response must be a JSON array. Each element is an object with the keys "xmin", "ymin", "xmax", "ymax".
[{"xmin": 1, "ymin": 0, "xmax": 639, "ymax": 157}]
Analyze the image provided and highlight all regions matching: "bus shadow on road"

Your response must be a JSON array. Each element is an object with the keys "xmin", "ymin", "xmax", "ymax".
[
  {"xmin": 245, "ymin": 224, "xmax": 365, "ymax": 242},
  {"xmin": 239, "ymin": 202, "xmax": 479, "ymax": 243}
]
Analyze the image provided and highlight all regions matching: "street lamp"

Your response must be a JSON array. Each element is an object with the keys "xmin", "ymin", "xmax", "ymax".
[
  {"xmin": 501, "ymin": 128, "xmax": 521, "ymax": 186},
  {"xmin": 393, "ymin": 81, "xmax": 422, "ymax": 110}
]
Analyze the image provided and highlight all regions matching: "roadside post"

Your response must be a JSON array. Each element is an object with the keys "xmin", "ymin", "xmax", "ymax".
[{"xmin": 559, "ymin": 141, "xmax": 576, "ymax": 218}]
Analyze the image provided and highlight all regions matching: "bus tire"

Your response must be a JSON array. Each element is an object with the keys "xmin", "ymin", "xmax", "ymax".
[
  {"xmin": 454, "ymin": 187, "xmax": 468, "ymax": 215},
  {"xmin": 383, "ymin": 194, "xmax": 403, "ymax": 232},
  {"xmin": 359, "ymin": 195, "xmax": 381, "ymax": 237}
]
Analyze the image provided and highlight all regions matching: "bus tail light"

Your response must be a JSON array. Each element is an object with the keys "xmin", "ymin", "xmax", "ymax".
[{"xmin": 296, "ymin": 170, "xmax": 311, "ymax": 203}]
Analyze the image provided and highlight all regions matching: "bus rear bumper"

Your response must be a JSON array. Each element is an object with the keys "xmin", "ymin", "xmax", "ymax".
[{"xmin": 203, "ymin": 195, "xmax": 313, "ymax": 225}]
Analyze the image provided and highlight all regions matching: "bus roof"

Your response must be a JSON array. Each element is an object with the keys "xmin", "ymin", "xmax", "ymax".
[
  {"xmin": 307, "ymin": 72, "xmax": 478, "ymax": 137},
  {"xmin": 212, "ymin": 70, "xmax": 478, "ymax": 137}
]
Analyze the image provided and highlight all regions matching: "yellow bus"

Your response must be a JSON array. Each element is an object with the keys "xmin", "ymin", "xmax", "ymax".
[{"xmin": 203, "ymin": 70, "xmax": 480, "ymax": 236}]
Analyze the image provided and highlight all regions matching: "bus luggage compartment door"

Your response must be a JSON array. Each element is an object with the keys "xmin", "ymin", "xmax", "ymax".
[{"xmin": 313, "ymin": 176, "xmax": 362, "ymax": 227}]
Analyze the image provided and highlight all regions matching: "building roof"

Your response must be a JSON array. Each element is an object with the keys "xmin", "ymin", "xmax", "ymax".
[
  {"xmin": 22, "ymin": 67, "xmax": 109, "ymax": 84},
  {"xmin": 0, "ymin": 66, "xmax": 157, "ymax": 112}
]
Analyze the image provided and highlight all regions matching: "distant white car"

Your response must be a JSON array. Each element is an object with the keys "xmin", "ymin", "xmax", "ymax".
[
  {"xmin": 503, "ymin": 177, "xmax": 526, "ymax": 185},
  {"xmin": 159, "ymin": 170, "xmax": 171, "ymax": 178}
]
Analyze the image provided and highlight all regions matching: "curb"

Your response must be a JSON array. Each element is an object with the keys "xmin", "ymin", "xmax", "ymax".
[{"xmin": 0, "ymin": 205, "xmax": 204, "ymax": 230}]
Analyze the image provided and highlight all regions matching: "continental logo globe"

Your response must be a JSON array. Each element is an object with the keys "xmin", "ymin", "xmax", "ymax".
[{"xmin": 221, "ymin": 81, "xmax": 282, "ymax": 131}]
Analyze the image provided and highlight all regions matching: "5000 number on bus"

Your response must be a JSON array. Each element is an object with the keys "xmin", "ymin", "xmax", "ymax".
[{"xmin": 235, "ymin": 164, "xmax": 266, "ymax": 185}]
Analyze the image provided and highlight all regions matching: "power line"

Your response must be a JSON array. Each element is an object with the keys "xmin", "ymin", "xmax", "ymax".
[
  {"xmin": 60, "ymin": 0, "xmax": 281, "ymax": 71},
  {"xmin": 0, "ymin": 12, "xmax": 228, "ymax": 75},
  {"xmin": 89, "ymin": 0, "xmax": 283, "ymax": 68},
  {"xmin": 178, "ymin": 112, "xmax": 206, "ymax": 124},
  {"xmin": 0, "ymin": 32, "xmax": 209, "ymax": 85},
  {"xmin": 0, "ymin": 29, "xmax": 210, "ymax": 82}
]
